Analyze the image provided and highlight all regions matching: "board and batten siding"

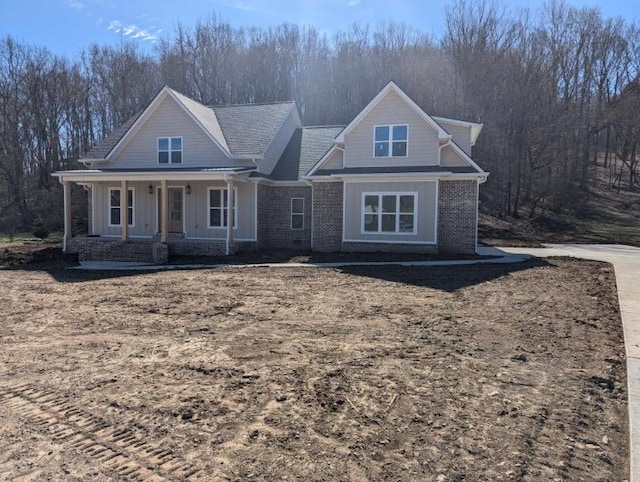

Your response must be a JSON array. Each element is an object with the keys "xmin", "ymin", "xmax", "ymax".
[
  {"xmin": 343, "ymin": 181, "xmax": 437, "ymax": 243},
  {"xmin": 436, "ymin": 120, "xmax": 472, "ymax": 155},
  {"xmin": 91, "ymin": 181, "xmax": 256, "ymax": 240},
  {"xmin": 108, "ymin": 96, "xmax": 244, "ymax": 169},
  {"xmin": 93, "ymin": 182, "xmax": 156, "ymax": 237},
  {"xmin": 441, "ymin": 144, "xmax": 469, "ymax": 167},
  {"xmin": 344, "ymin": 90, "xmax": 440, "ymax": 168},
  {"xmin": 182, "ymin": 181, "xmax": 255, "ymax": 240},
  {"xmin": 260, "ymin": 107, "xmax": 299, "ymax": 175}
]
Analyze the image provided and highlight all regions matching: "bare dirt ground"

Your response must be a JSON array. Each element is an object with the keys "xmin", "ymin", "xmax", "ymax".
[{"xmin": 0, "ymin": 250, "xmax": 629, "ymax": 481}]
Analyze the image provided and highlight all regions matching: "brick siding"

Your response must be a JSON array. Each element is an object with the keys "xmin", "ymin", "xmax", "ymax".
[
  {"xmin": 312, "ymin": 182, "xmax": 343, "ymax": 252},
  {"xmin": 342, "ymin": 242, "xmax": 437, "ymax": 253},
  {"xmin": 256, "ymin": 183, "xmax": 271, "ymax": 250},
  {"xmin": 437, "ymin": 180, "xmax": 478, "ymax": 253},
  {"xmin": 269, "ymin": 185, "xmax": 312, "ymax": 249}
]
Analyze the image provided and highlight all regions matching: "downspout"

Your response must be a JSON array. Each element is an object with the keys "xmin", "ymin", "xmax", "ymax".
[
  {"xmin": 438, "ymin": 137, "xmax": 452, "ymax": 166},
  {"xmin": 303, "ymin": 179, "xmax": 313, "ymax": 249},
  {"xmin": 224, "ymin": 174, "xmax": 235, "ymax": 256}
]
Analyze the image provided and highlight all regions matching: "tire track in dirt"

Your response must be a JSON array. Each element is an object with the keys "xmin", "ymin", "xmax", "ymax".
[{"xmin": 0, "ymin": 383, "xmax": 204, "ymax": 481}]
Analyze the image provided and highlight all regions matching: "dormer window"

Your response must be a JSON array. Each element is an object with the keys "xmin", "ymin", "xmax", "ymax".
[
  {"xmin": 374, "ymin": 125, "xmax": 408, "ymax": 157},
  {"xmin": 158, "ymin": 137, "xmax": 182, "ymax": 164}
]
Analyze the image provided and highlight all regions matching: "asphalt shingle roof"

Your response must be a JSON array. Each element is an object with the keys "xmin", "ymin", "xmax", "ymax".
[
  {"xmin": 211, "ymin": 102, "xmax": 296, "ymax": 158},
  {"xmin": 172, "ymin": 90, "xmax": 229, "ymax": 153},
  {"xmin": 81, "ymin": 88, "xmax": 296, "ymax": 161},
  {"xmin": 267, "ymin": 126, "xmax": 344, "ymax": 181}
]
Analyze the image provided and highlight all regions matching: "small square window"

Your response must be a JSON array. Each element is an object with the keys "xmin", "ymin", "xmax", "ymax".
[
  {"xmin": 158, "ymin": 137, "xmax": 182, "ymax": 164},
  {"xmin": 374, "ymin": 125, "xmax": 408, "ymax": 157}
]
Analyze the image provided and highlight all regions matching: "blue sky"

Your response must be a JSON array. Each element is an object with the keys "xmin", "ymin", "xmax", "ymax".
[{"xmin": 1, "ymin": 0, "xmax": 638, "ymax": 58}]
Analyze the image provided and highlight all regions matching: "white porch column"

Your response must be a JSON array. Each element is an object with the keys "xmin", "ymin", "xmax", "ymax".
[
  {"xmin": 226, "ymin": 180, "xmax": 234, "ymax": 255},
  {"xmin": 121, "ymin": 180, "xmax": 128, "ymax": 241},
  {"xmin": 63, "ymin": 180, "xmax": 72, "ymax": 252},
  {"xmin": 161, "ymin": 179, "xmax": 168, "ymax": 243}
]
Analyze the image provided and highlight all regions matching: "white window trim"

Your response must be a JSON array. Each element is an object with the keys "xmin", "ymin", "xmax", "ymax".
[
  {"xmin": 108, "ymin": 187, "xmax": 135, "ymax": 227},
  {"xmin": 291, "ymin": 197, "xmax": 304, "ymax": 230},
  {"xmin": 207, "ymin": 187, "xmax": 238, "ymax": 229},
  {"xmin": 360, "ymin": 191, "xmax": 418, "ymax": 235},
  {"xmin": 157, "ymin": 136, "xmax": 183, "ymax": 164},
  {"xmin": 373, "ymin": 124, "xmax": 409, "ymax": 158}
]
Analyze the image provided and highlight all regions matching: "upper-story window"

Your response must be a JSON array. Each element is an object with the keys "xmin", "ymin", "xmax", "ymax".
[
  {"xmin": 374, "ymin": 125, "xmax": 408, "ymax": 157},
  {"xmin": 158, "ymin": 137, "xmax": 182, "ymax": 164}
]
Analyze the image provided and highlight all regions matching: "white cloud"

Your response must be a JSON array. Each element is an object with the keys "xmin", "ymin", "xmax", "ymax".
[
  {"xmin": 106, "ymin": 19, "xmax": 159, "ymax": 42},
  {"xmin": 229, "ymin": 1, "xmax": 267, "ymax": 14},
  {"xmin": 346, "ymin": 0, "xmax": 360, "ymax": 6},
  {"xmin": 67, "ymin": 0, "xmax": 86, "ymax": 9}
]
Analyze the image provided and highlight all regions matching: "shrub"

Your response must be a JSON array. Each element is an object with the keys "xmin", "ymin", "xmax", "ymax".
[{"xmin": 31, "ymin": 218, "xmax": 49, "ymax": 239}]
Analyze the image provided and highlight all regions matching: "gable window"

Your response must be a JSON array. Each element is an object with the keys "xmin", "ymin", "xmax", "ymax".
[
  {"xmin": 108, "ymin": 188, "xmax": 134, "ymax": 227},
  {"xmin": 362, "ymin": 193, "xmax": 416, "ymax": 234},
  {"xmin": 291, "ymin": 198, "xmax": 304, "ymax": 230},
  {"xmin": 158, "ymin": 137, "xmax": 182, "ymax": 164},
  {"xmin": 374, "ymin": 125, "xmax": 408, "ymax": 157},
  {"xmin": 208, "ymin": 188, "xmax": 237, "ymax": 228}
]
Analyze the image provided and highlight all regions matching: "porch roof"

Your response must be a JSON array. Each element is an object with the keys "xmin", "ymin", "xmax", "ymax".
[{"xmin": 52, "ymin": 166, "xmax": 256, "ymax": 183}]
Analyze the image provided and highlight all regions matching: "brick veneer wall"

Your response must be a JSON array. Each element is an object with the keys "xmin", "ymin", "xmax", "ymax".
[
  {"xmin": 342, "ymin": 242, "xmax": 437, "ymax": 253},
  {"xmin": 70, "ymin": 237, "xmax": 255, "ymax": 263},
  {"xmin": 438, "ymin": 180, "xmax": 478, "ymax": 253},
  {"xmin": 77, "ymin": 238, "xmax": 156, "ymax": 262},
  {"xmin": 269, "ymin": 185, "xmax": 312, "ymax": 249},
  {"xmin": 312, "ymin": 181, "xmax": 343, "ymax": 252},
  {"xmin": 256, "ymin": 183, "xmax": 271, "ymax": 250}
]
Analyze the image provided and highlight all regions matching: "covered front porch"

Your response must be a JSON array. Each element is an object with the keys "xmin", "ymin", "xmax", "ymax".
[{"xmin": 53, "ymin": 168, "xmax": 257, "ymax": 263}]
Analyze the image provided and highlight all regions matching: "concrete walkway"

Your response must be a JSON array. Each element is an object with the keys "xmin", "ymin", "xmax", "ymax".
[
  {"xmin": 486, "ymin": 244, "xmax": 640, "ymax": 481},
  {"xmin": 75, "ymin": 244, "xmax": 639, "ymax": 479}
]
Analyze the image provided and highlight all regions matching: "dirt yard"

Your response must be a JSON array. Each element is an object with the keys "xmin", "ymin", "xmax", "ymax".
[{"xmin": 0, "ymin": 254, "xmax": 629, "ymax": 481}]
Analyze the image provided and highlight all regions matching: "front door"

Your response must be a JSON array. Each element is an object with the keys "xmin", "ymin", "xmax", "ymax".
[{"xmin": 157, "ymin": 188, "xmax": 184, "ymax": 233}]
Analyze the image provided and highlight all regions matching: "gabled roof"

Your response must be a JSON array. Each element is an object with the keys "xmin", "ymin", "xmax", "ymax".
[
  {"xmin": 334, "ymin": 81, "xmax": 450, "ymax": 143},
  {"xmin": 81, "ymin": 87, "xmax": 297, "ymax": 162},
  {"xmin": 212, "ymin": 101, "xmax": 297, "ymax": 158},
  {"xmin": 262, "ymin": 126, "xmax": 344, "ymax": 181}
]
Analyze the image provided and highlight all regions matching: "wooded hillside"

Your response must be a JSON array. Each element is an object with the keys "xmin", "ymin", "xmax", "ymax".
[{"xmin": 1, "ymin": 0, "xmax": 638, "ymax": 233}]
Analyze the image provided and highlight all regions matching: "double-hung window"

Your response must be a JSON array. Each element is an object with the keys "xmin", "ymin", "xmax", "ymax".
[
  {"xmin": 374, "ymin": 125, "xmax": 408, "ymax": 157},
  {"xmin": 363, "ymin": 193, "xmax": 416, "ymax": 234},
  {"xmin": 108, "ymin": 188, "xmax": 134, "ymax": 227},
  {"xmin": 291, "ymin": 198, "xmax": 304, "ymax": 230},
  {"xmin": 158, "ymin": 137, "xmax": 182, "ymax": 164},
  {"xmin": 208, "ymin": 188, "xmax": 237, "ymax": 228}
]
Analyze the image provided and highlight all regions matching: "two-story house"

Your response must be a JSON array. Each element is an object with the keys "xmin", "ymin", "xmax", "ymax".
[{"xmin": 53, "ymin": 81, "xmax": 488, "ymax": 263}]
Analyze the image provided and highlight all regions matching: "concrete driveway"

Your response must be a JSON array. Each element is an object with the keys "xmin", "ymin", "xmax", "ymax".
[{"xmin": 480, "ymin": 244, "xmax": 640, "ymax": 481}]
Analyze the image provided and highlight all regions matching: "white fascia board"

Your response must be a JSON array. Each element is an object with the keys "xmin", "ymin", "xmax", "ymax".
[
  {"xmin": 52, "ymin": 170, "xmax": 255, "ymax": 183},
  {"xmin": 335, "ymin": 81, "xmax": 450, "ymax": 143}
]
